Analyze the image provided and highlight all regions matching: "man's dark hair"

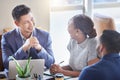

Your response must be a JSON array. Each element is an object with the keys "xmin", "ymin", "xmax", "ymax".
[
  {"xmin": 12, "ymin": 4, "xmax": 31, "ymax": 21},
  {"xmin": 100, "ymin": 30, "xmax": 120, "ymax": 53}
]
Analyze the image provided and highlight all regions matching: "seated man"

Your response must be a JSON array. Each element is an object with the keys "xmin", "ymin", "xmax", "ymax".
[
  {"xmin": 1, "ymin": 4, "xmax": 55, "ymax": 73},
  {"xmin": 79, "ymin": 30, "xmax": 120, "ymax": 80}
]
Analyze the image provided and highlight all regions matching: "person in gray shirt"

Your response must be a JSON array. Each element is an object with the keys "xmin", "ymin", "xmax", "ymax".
[{"xmin": 50, "ymin": 14, "xmax": 99, "ymax": 77}]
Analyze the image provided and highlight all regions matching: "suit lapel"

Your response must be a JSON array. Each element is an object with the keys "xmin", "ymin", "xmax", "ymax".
[{"xmin": 15, "ymin": 29, "xmax": 23, "ymax": 48}]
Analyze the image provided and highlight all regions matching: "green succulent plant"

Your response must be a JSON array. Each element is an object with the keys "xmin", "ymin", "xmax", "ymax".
[{"xmin": 9, "ymin": 56, "xmax": 33, "ymax": 78}]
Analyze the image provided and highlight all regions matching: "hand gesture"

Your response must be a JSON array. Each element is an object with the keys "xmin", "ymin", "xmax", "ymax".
[
  {"xmin": 22, "ymin": 37, "xmax": 42, "ymax": 52},
  {"xmin": 50, "ymin": 64, "xmax": 63, "ymax": 75}
]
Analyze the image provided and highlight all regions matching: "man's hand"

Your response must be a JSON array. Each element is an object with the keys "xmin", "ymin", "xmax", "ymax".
[
  {"xmin": 31, "ymin": 37, "xmax": 42, "ymax": 51},
  {"xmin": 22, "ymin": 38, "xmax": 32, "ymax": 52},
  {"xmin": 22, "ymin": 37, "xmax": 42, "ymax": 52}
]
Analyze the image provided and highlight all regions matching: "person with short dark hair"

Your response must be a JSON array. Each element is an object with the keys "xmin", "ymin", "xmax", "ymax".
[
  {"xmin": 1, "ymin": 4, "xmax": 55, "ymax": 73},
  {"xmin": 79, "ymin": 30, "xmax": 120, "ymax": 80},
  {"xmin": 50, "ymin": 14, "xmax": 98, "ymax": 77}
]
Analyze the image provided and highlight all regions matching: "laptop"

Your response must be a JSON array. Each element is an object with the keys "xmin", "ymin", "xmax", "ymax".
[{"xmin": 8, "ymin": 59, "xmax": 45, "ymax": 80}]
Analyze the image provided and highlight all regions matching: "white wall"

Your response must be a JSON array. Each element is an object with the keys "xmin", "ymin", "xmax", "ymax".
[{"xmin": 0, "ymin": 0, "xmax": 50, "ymax": 33}]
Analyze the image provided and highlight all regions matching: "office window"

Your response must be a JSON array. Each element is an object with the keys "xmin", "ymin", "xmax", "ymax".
[
  {"xmin": 93, "ymin": 0, "xmax": 120, "ymax": 33},
  {"xmin": 50, "ymin": 0, "xmax": 82, "ymax": 7},
  {"xmin": 50, "ymin": 0, "xmax": 84, "ymax": 64},
  {"xmin": 50, "ymin": 10, "xmax": 83, "ymax": 64},
  {"xmin": 94, "ymin": 0, "xmax": 120, "ymax": 3}
]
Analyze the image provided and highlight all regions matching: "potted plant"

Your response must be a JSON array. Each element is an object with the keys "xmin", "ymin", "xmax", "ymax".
[{"xmin": 9, "ymin": 56, "xmax": 32, "ymax": 80}]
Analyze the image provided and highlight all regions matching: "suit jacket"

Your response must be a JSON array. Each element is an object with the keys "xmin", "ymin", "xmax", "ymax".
[
  {"xmin": 79, "ymin": 53, "xmax": 120, "ymax": 80},
  {"xmin": 1, "ymin": 28, "xmax": 55, "ymax": 71}
]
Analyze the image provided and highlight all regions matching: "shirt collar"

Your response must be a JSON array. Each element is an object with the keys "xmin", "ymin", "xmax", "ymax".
[
  {"xmin": 18, "ymin": 28, "xmax": 33, "ymax": 40},
  {"xmin": 75, "ymin": 38, "xmax": 88, "ymax": 48},
  {"xmin": 102, "ymin": 53, "xmax": 120, "ymax": 60}
]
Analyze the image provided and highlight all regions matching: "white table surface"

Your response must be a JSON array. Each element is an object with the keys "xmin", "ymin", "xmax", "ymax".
[{"xmin": 0, "ymin": 70, "xmax": 78, "ymax": 80}]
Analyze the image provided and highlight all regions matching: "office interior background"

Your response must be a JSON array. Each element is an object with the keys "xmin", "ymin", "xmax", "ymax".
[{"xmin": 0, "ymin": 0, "xmax": 120, "ymax": 65}]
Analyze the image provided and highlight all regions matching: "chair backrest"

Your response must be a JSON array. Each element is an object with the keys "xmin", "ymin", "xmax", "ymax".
[
  {"xmin": 0, "ymin": 28, "xmax": 13, "ymax": 71},
  {"xmin": 93, "ymin": 13, "xmax": 115, "ymax": 37},
  {"xmin": 0, "ymin": 34, "xmax": 4, "ymax": 71}
]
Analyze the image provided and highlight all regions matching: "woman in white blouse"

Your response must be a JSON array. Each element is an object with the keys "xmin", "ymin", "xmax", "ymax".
[{"xmin": 50, "ymin": 14, "xmax": 99, "ymax": 77}]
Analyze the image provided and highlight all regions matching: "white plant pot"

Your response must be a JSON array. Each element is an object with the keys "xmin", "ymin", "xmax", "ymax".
[{"xmin": 16, "ymin": 75, "xmax": 31, "ymax": 80}]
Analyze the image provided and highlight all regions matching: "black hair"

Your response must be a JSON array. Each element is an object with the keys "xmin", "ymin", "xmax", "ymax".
[
  {"xmin": 100, "ymin": 30, "xmax": 120, "ymax": 53},
  {"xmin": 71, "ymin": 14, "xmax": 97, "ymax": 38},
  {"xmin": 12, "ymin": 4, "xmax": 31, "ymax": 21}
]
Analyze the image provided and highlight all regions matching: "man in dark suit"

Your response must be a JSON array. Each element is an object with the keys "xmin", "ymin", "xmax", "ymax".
[
  {"xmin": 1, "ymin": 4, "xmax": 55, "ymax": 72},
  {"xmin": 79, "ymin": 30, "xmax": 120, "ymax": 80}
]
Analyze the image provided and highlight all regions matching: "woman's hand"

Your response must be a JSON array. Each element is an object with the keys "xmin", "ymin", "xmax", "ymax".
[{"xmin": 50, "ymin": 64, "xmax": 63, "ymax": 75}]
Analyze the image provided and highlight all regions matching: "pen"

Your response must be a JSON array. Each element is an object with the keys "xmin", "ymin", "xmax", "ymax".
[{"xmin": 58, "ymin": 61, "xmax": 64, "ymax": 65}]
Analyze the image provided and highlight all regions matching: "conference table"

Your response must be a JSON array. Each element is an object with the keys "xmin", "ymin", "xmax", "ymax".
[
  {"xmin": 0, "ymin": 71, "xmax": 78, "ymax": 80},
  {"xmin": 0, "ymin": 76, "xmax": 78, "ymax": 80}
]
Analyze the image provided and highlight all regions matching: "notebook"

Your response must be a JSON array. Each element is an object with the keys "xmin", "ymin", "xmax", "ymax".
[{"xmin": 8, "ymin": 59, "xmax": 45, "ymax": 80}]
